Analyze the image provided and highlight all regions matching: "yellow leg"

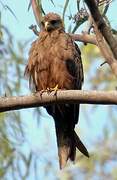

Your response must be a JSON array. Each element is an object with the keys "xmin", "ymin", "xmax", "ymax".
[
  {"xmin": 50, "ymin": 84, "xmax": 59, "ymax": 96},
  {"xmin": 39, "ymin": 84, "xmax": 59, "ymax": 97},
  {"xmin": 39, "ymin": 87, "xmax": 50, "ymax": 97}
]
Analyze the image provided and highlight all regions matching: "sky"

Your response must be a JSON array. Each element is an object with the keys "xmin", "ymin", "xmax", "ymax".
[
  {"xmin": 1, "ymin": 0, "xmax": 117, "ymax": 41},
  {"xmin": 1, "ymin": 0, "xmax": 117, "ymax": 179}
]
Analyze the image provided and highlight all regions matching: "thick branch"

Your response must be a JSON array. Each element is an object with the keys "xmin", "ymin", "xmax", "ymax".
[
  {"xmin": 85, "ymin": 0, "xmax": 117, "ymax": 59},
  {"xmin": 70, "ymin": 33, "xmax": 97, "ymax": 45},
  {"xmin": 92, "ymin": 17, "xmax": 117, "ymax": 77},
  {"xmin": 31, "ymin": 0, "xmax": 42, "ymax": 26},
  {"xmin": 0, "ymin": 90, "xmax": 117, "ymax": 113}
]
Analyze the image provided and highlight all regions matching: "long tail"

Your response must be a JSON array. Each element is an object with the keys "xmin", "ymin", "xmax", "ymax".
[
  {"xmin": 55, "ymin": 126, "xmax": 89, "ymax": 169},
  {"xmin": 46, "ymin": 104, "xmax": 89, "ymax": 169}
]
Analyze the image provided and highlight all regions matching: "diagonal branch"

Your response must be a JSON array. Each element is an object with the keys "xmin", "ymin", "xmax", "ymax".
[
  {"xmin": 31, "ymin": 0, "xmax": 43, "ymax": 26},
  {"xmin": 84, "ymin": 0, "xmax": 117, "ymax": 59},
  {"xmin": 84, "ymin": 0, "xmax": 117, "ymax": 77},
  {"xmin": 93, "ymin": 18, "xmax": 117, "ymax": 77},
  {"xmin": 0, "ymin": 90, "xmax": 117, "ymax": 113}
]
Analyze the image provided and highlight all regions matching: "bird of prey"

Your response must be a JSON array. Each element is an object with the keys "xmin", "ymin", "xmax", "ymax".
[{"xmin": 25, "ymin": 13, "xmax": 89, "ymax": 169}]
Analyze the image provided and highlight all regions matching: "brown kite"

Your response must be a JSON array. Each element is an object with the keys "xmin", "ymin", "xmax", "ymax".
[{"xmin": 25, "ymin": 13, "xmax": 89, "ymax": 169}]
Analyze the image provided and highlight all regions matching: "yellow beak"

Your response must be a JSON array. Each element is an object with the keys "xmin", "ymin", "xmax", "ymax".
[{"xmin": 45, "ymin": 21, "xmax": 52, "ymax": 31}]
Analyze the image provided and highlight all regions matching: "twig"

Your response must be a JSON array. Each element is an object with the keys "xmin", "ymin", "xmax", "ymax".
[
  {"xmin": 100, "ymin": 61, "xmax": 107, "ymax": 66},
  {"xmin": 0, "ymin": 90, "xmax": 117, "ymax": 113},
  {"xmin": 29, "ymin": 25, "xmax": 39, "ymax": 36}
]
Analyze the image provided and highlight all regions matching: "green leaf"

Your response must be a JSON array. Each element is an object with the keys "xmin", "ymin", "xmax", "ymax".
[
  {"xmin": 62, "ymin": 0, "xmax": 70, "ymax": 20},
  {"xmin": 49, "ymin": 0, "xmax": 55, "ymax": 6},
  {"xmin": 76, "ymin": 0, "xmax": 80, "ymax": 11},
  {"xmin": 103, "ymin": 3, "xmax": 109, "ymax": 15},
  {"xmin": 36, "ymin": 0, "xmax": 45, "ymax": 15},
  {"xmin": 28, "ymin": 0, "xmax": 32, "ymax": 11},
  {"xmin": 0, "ymin": 1, "xmax": 17, "ymax": 20}
]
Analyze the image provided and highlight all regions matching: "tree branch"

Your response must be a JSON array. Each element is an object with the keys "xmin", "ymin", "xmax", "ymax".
[
  {"xmin": 93, "ymin": 19, "xmax": 117, "ymax": 77},
  {"xmin": 83, "ymin": 0, "xmax": 117, "ymax": 77},
  {"xmin": 31, "ymin": 0, "xmax": 43, "ymax": 26},
  {"xmin": 29, "ymin": 25, "xmax": 97, "ymax": 45},
  {"xmin": 70, "ymin": 33, "xmax": 97, "ymax": 45},
  {"xmin": 0, "ymin": 90, "xmax": 117, "ymax": 113},
  {"xmin": 84, "ymin": 0, "xmax": 117, "ymax": 59}
]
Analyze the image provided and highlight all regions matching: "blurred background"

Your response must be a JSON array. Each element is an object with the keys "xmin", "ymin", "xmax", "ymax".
[{"xmin": 0, "ymin": 0, "xmax": 117, "ymax": 179}]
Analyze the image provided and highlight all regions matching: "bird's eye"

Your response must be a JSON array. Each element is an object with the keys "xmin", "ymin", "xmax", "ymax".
[{"xmin": 51, "ymin": 20, "xmax": 57, "ymax": 25}]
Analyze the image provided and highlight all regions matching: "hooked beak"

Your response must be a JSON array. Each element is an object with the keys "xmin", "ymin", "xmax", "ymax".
[{"xmin": 45, "ymin": 21, "xmax": 52, "ymax": 31}]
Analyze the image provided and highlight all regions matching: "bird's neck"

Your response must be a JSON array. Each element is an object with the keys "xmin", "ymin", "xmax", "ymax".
[{"xmin": 39, "ymin": 28, "xmax": 65, "ymax": 43}]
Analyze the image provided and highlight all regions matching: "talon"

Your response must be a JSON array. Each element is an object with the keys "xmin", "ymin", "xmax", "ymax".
[
  {"xmin": 39, "ymin": 87, "xmax": 51, "ymax": 97},
  {"xmin": 39, "ymin": 89, "xmax": 46, "ymax": 97},
  {"xmin": 46, "ymin": 87, "xmax": 51, "ymax": 94},
  {"xmin": 50, "ymin": 84, "xmax": 59, "ymax": 96},
  {"xmin": 39, "ymin": 85, "xmax": 59, "ymax": 97}
]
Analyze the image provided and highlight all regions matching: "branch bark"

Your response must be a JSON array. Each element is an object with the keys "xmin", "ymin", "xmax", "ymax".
[
  {"xmin": 31, "ymin": 0, "xmax": 43, "ymax": 26},
  {"xmin": 93, "ymin": 19, "xmax": 117, "ymax": 77},
  {"xmin": 84, "ymin": 0, "xmax": 117, "ymax": 77},
  {"xmin": 0, "ymin": 90, "xmax": 117, "ymax": 113},
  {"xmin": 70, "ymin": 33, "xmax": 97, "ymax": 45},
  {"xmin": 84, "ymin": 0, "xmax": 117, "ymax": 59}
]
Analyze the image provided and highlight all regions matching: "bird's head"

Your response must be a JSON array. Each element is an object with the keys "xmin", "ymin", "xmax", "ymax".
[{"xmin": 41, "ymin": 13, "xmax": 64, "ymax": 32}]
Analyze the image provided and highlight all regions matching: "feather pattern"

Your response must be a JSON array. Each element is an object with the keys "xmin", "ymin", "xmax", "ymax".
[{"xmin": 25, "ymin": 13, "xmax": 89, "ymax": 169}]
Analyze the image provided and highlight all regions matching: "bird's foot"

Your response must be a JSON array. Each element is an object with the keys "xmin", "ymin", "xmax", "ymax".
[
  {"xmin": 49, "ymin": 84, "xmax": 59, "ymax": 96},
  {"xmin": 39, "ymin": 87, "xmax": 52, "ymax": 97},
  {"xmin": 39, "ymin": 85, "xmax": 59, "ymax": 97}
]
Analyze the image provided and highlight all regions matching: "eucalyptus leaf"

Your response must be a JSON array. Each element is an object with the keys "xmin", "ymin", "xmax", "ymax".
[{"xmin": 62, "ymin": 0, "xmax": 70, "ymax": 20}]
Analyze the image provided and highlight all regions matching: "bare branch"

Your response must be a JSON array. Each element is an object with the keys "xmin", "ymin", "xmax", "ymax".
[
  {"xmin": 70, "ymin": 33, "xmax": 97, "ymax": 45},
  {"xmin": 83, "ymin": 0, "xmax": 117, "ymax": 77},
  {"xmin": 0, "ymin": 90, "xmax": 117, "ymax": 113},
  {"xmin": 84, "ymin": 0, "xmax": 117, "ymax": 59},
  {"xmin": 94, "ymin": 22, "xmax": 117, "ymax": 77},
  {"xmin": 31, "ymin": 0, "xmax": 43, "ymax": 26}
]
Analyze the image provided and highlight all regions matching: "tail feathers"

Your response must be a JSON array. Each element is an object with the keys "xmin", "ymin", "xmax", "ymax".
[
  {"xmin": 58, "ymin": 146, "xmax": 70, "ymax": 169},
  {"xmin": 74, "ymin": 131, "xmax": 89, "ymax": 158},
  {"xmin": 57, "ymin": 131, "xmax": 89, "ymax": 169},
  {"xmin": 69, "ymin": 142, "xmax": 76, "ymax": 161}
]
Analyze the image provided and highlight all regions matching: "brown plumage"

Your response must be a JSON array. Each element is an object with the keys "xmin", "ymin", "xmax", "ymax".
[{"xmin": 25, "ymin": 13, "xmax": 89, "ymax": 169}]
